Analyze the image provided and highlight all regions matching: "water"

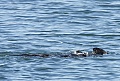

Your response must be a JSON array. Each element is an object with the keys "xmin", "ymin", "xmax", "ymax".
[{"xmin": 0, "ymin": 0, "xmax": 120, "ymax": 81}]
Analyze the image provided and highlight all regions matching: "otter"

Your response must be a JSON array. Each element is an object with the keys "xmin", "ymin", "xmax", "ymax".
[
  {"xmin": 12, "ymin": 48, "xmax": 107, "ymax": 57},
  {"xmin": 13, "ymin": 53, "xmax": 50, "ymax": 57},
  {"xmin": 92, "ymin": 48, "xmax": 107, "ymax": 55},
  {"xmin": 71, "ymin": 50, "xmax": 89, "ymax": 57},
  {"xmin": 61, "ymin": 47, "xmax": 107, "ymax": 57}
]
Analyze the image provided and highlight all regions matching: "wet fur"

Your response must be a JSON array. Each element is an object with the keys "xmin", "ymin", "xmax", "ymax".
[
  {"xmin": 12, "ymin": 48, "xmax": 107, "ymax": 57},
  {"xmin": 93, "ymin": 48, "xmax": 107, "ymax": 55}
]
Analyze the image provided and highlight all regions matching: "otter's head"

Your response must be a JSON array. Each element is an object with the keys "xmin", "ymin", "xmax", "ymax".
[{"xmin": 93, "ymin": 48, "xmax": 107, "ymax": 55}]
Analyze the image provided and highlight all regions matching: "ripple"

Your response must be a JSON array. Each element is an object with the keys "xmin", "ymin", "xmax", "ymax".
[{"xmin": 0, "ymin": 0, "xmax": 120, "ymax": 81}]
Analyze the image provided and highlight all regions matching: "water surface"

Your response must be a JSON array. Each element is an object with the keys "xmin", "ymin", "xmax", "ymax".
[{"xmin": 0, "ymin": 0, "xmax": 120, "ymax": 81}]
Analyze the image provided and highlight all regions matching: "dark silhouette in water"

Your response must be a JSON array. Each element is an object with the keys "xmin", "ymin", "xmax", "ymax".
[
  {"xmin": 93, "ymin": 48, "xmax": 107, "ymax": 55},
  {"xmin": 12, "ymin": 48, "xmax": 107, "ymax": 58},
  {"xmin": 13, "ymin": 53, "xmax": 50, "ymax": 57}
]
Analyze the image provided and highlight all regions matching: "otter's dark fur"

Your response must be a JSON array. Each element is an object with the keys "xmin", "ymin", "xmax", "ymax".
[
  {"xmin": 93, "ymin": 48, "xmax": 107, "ymax": 55},
  {"xmin": 12, "ymin": 48, "xmax": 107, "ymax": 58}
]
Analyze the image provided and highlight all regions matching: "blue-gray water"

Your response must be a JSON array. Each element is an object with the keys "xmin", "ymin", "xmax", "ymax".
[{"xmin": 0, "ymin": 0, "xmax": 120, "ymax": 81}]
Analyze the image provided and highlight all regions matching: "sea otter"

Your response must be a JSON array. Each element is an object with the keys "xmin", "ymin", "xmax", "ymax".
[
  {"xmin": 92, "ymin": 48, "xmax": 107, "ymax": 55},
  {"xmin": 12, "ymin": 48, "xmax": 107, "ymax": 57},
  {"xmin": 72, "ymin": 48, "xmax": 107, "ymax": 57},
  {"xmin": 61, "ymin": 47, "xmax": 107, "ymax": 57}
]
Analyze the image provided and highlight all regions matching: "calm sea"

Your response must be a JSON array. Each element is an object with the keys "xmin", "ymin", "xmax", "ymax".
[{"xmin": 0, "ymin": 0, "xmax": 120, "ymax": 81}]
